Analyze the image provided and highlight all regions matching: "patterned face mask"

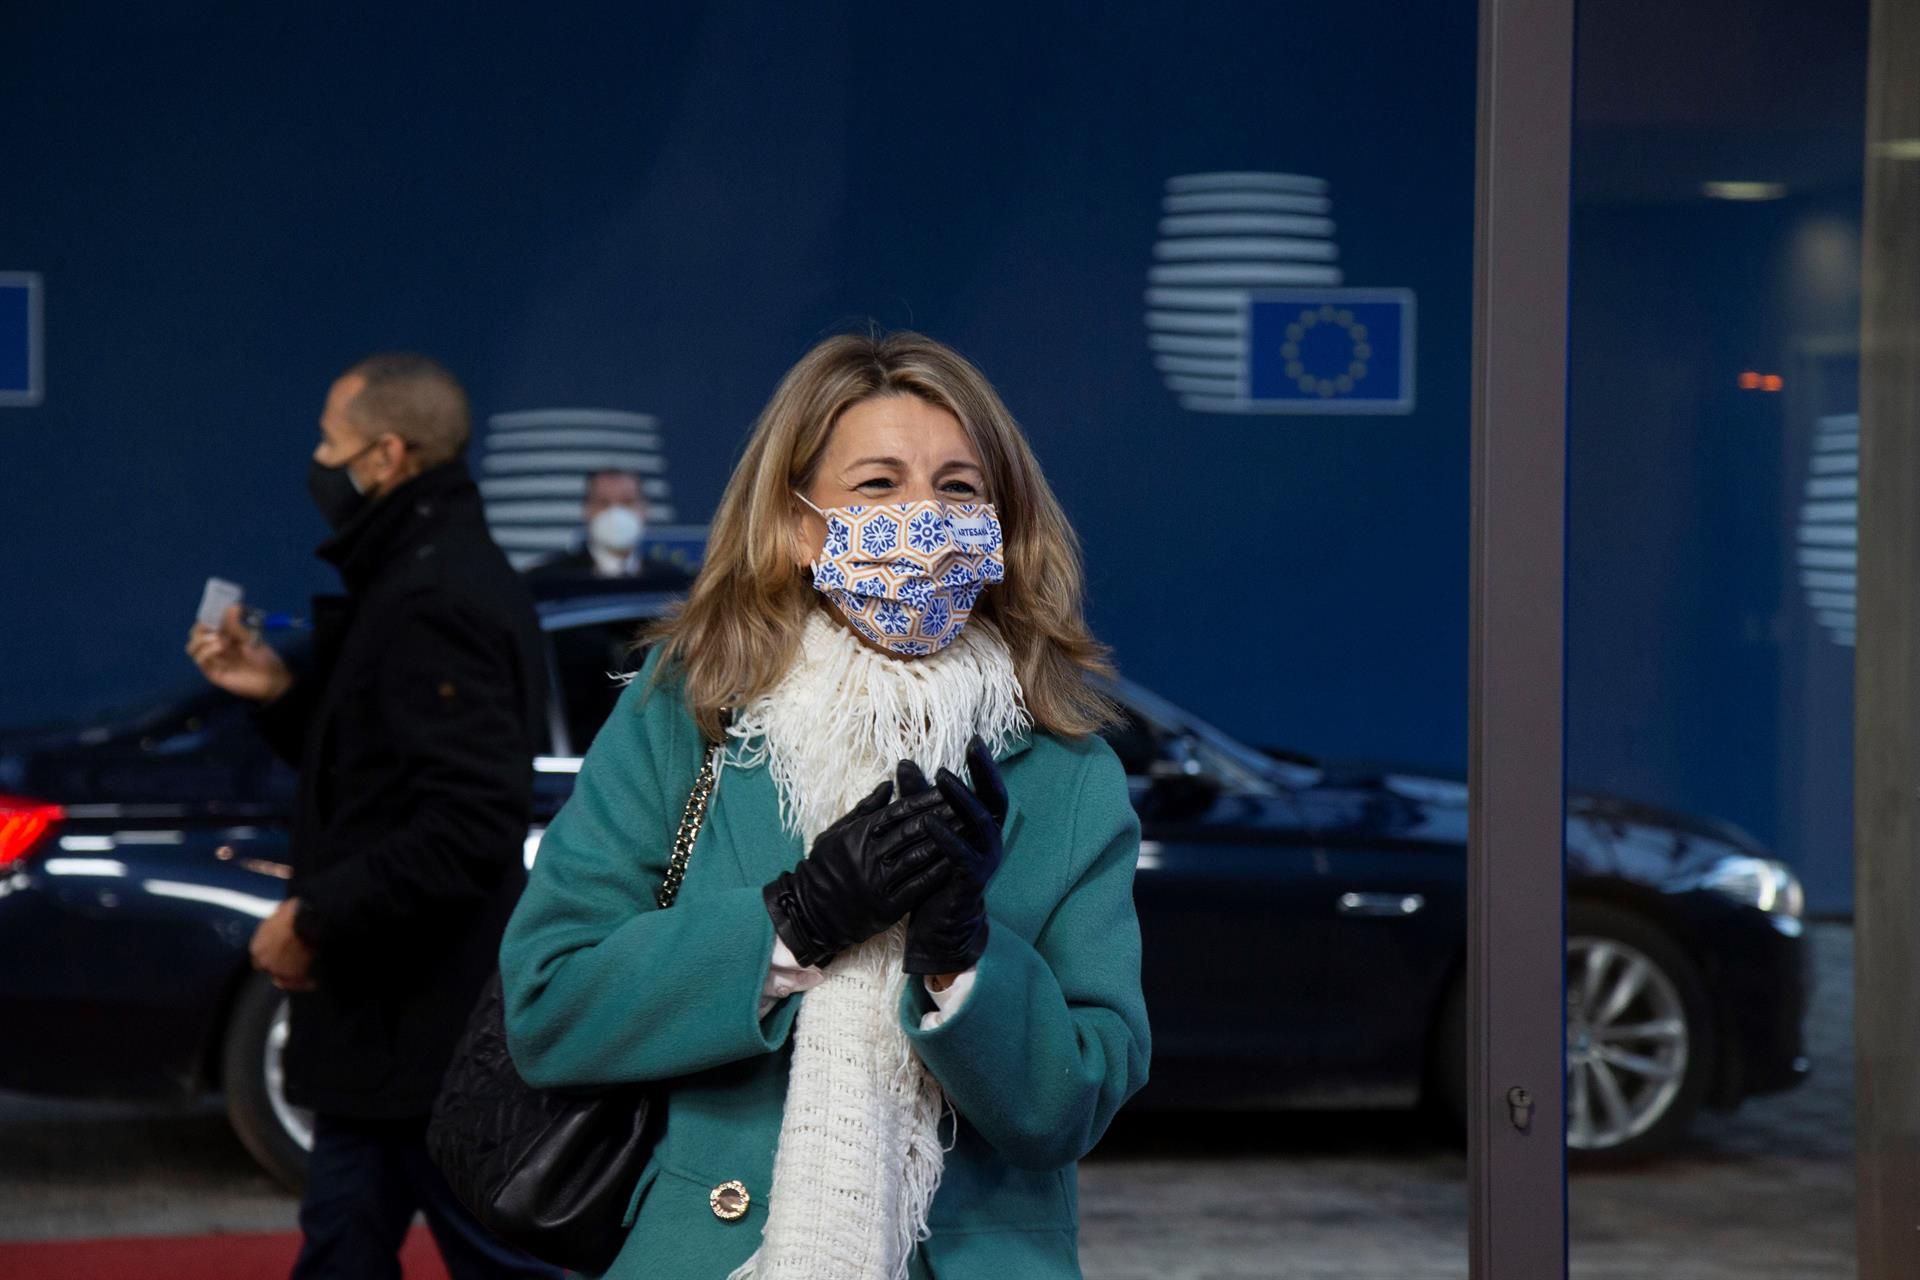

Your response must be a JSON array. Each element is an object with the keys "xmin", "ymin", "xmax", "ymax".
[{"xmin": 795, "ymin": 493, "xmax": 1006, "ymax": 656}]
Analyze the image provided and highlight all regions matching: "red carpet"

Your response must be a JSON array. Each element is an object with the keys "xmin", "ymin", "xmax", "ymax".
[{"xmin": 0, "ymin": 1224, "xmax": 450, "ymax": 1280}]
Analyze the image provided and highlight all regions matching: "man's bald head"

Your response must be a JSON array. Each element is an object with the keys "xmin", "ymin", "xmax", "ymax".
[{"xmin": 337, "ymin": 352, "xmax": 470, "ymax": 468}]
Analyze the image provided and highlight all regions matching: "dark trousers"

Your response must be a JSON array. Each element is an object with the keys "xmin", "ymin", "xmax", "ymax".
[{"xmin": 291, "ymin": 1114, "xmax": 564, "ymax": 1280}]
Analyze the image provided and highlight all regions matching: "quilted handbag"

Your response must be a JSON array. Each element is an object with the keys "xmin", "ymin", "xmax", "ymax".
[{"xmin": 427, "ymin": 749, "xmax": 718, "ymax": 1274}]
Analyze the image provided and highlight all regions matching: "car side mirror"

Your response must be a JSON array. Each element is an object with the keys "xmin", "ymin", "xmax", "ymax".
[
  {"xmin": 1143, "ymin": 734, "xmax": 1221, "ymax": 819},
  {"xmin": 1147, "ymin": 733, "xmax": 1207, "ymax": 781}
]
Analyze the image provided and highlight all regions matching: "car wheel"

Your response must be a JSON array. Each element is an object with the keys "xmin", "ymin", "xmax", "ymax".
[
  {"xmin": 221, "ymin": 971, "xmax": 314, "ymax": 1191},
  {"xmin": 1564, "ymin": 900, "xmax": 1714, "ymax": 1164},
  {"xmin": 1430, "ymin": 900, "xmax": 1715, "ymax": 1165}
]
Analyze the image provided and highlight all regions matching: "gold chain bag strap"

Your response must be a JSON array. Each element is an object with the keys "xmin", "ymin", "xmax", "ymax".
[
  {"xmin": 655, "ymin": 747, "xmax": 718, "ymax": 909},
  {"xmin": 427, "ymin": 741, "xmax": 720, "ymax": 1274}
]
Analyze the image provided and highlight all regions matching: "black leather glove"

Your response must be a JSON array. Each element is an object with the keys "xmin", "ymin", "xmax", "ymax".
[
  {"xmin": 763, "ymin": 769, "xmax": 955, "ymax": 969},
  {"xmin": 904, "ymin": 735, "xmax": 1009, "ymax": 976}
]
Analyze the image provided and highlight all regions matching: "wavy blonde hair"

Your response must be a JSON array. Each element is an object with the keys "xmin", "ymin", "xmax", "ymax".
[{"xmin": 649, "ymin": 330, "xmax": 1117, "ymax": 741}]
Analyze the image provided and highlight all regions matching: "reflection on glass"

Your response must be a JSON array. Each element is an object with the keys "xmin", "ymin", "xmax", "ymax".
[{"xmin": 1568, "ymin": 0, "xmax": 1862, "ymax": 1272}]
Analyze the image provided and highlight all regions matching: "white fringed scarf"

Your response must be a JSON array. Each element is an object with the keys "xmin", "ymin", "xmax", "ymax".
[{"xmin": 721, "ymin": 609, "xmax": 1029, "ymax": 1280}]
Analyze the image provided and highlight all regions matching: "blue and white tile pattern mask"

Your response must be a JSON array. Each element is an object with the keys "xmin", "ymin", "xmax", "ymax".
[{"xmin": 796, "ymin": 493, "xmax": 1005, "ymax": 656}]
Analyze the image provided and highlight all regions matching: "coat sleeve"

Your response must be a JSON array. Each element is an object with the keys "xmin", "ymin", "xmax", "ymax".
[
  {"xmin": 499, "ymin": 651, "xmax": 800, "ymax": 1090},
  {"xmin": 900, "ymin": 741, "xmax": 1151, "ymax": 1171},
  {"xmin": 251, "ymin": 674, "xmax": 320, "ymax": 769},
  {"xmin": 291, "ymin": 597, "xmax": 533, "ymax": 949}
]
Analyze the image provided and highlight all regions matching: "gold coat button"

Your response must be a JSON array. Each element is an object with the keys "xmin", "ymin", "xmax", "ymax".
[{"xmin": 710, "ymin": 1180, "xmax": 750, "ymax": 1222}]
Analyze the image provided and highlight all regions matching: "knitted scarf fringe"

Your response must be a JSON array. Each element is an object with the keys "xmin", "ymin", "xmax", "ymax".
[{"xmin": 723, "ymin": 614, "xmax": 1029, "ymax": 843}]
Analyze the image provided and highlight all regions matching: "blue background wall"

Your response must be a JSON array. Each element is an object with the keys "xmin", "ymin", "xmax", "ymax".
[
  {"xmin": 1566, "ymin": 193, "xmax": 1862, "ymax": 916},
  {"xmin": 0, "ymin": 2, "xmax": 1478, "ymax": 755},
  {"xmin": 0, "ymin": 2, "xmax": 1865, "ymax": 910}
]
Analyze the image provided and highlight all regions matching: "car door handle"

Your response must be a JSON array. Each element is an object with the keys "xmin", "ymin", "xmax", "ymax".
[{"xmin": 1337, "ymin": 892, "xmax": 1426, "ymax": 917}]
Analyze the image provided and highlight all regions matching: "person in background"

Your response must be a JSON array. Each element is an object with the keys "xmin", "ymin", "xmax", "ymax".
[
  {"xmin": 527, "ymin": 468, "xmax": 692, "ymax": 589},
  {"xmin": 185, "ymin": 352, "xmax": 560, "ymax": 1280},
  {"xmin": 531, "ymin": 467, "xmax": 694, "ymax": 753}
]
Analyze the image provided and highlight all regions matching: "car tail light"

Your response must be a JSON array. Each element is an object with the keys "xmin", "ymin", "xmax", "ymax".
[{"xmin": 0, "ymin": 796, "xmax": 64, "ymax": 870}]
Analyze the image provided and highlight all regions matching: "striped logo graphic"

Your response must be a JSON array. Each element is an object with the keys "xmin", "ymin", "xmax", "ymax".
[
  {"xmin": 1145, "ymin": 172, "xmax": 1414, "ymax": 415},
  {"xmin": 1797, "ymin": 412, "xmax": 1857, "ymax": 648},
  {"xmin": 477, "ymin": 408, "xmax": 705, "ymax": 570}
]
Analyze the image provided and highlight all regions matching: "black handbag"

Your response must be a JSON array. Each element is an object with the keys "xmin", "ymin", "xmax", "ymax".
[{"xmin": 427, "ymin": 749, "xmax": 718, "ymax": 1274}]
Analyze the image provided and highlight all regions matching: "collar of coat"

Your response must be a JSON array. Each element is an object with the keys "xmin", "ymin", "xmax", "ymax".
[{"xmin": 317, "ymin": 458, "xmax": 481, "ymax": 594}]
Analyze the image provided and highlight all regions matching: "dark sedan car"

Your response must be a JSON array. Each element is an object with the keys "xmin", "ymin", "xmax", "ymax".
[{"xmin": 0, "ymin": 583, "xmax": 1808, "ymax": 1187}]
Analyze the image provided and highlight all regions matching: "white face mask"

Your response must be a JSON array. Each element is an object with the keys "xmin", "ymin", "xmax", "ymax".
[{"xmin": 588, "ymin": 504, "xmax": 643, "ymax": 554}]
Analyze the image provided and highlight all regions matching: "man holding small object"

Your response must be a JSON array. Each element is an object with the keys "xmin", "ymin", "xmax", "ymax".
[{"xmin": 185, "ymin": 352, "xmax": 558, "ymax": 1280}]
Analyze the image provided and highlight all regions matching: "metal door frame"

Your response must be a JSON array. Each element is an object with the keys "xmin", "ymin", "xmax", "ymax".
[
  {"xmin": 1855, "ymin": 0, "xmax": 1920, "ymax": 1271},
  {"xmin": 1468, "ymin": 0, "xmax": 1574, "ymax": 1274}
]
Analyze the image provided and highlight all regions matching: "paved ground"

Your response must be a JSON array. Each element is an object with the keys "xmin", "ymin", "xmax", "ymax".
[
  {"xmin": 1076, "ymin": 923, "xmax": 1854, "ymax": 1280},
  {"xmin": 0, "ymin": 925, "xmax": 1853, "ymax": 1279}
]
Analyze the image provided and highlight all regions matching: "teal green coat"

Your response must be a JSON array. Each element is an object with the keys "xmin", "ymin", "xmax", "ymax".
[{"xmin": 499, "ymin": 649, "xmax": 1150, "ymax": 1279}]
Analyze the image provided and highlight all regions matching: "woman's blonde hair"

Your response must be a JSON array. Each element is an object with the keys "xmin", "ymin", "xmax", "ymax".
[{"xmin": 649, "ymin": 329, "xmax": 1117, "ymax": 741}]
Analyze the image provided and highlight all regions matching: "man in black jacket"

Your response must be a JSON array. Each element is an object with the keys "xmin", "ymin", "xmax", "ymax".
[{"xmin": 187, "ymin": 353, "xmax": 560, "ymax": 1280}]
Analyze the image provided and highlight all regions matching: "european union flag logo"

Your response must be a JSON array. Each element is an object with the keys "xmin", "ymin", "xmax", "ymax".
[
  {"xmin": 0, "ymin": 273, "xmax": 42, "ymax": 406},
  {"xmin": 1245, "ymin": 289, "xmax": 1414, "ymax": 414}
]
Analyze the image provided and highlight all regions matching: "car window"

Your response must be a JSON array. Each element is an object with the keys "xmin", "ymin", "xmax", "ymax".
[
  {"xmin": 549, "ymin": 618, "xmax": 651, "ymax": 754},
  {"xmin": 1100, "ymin": 707, "xmax": 1161, "ymax": 777},
  {"xmin": 1098, "ymin": 680, "xmax": 1290, "ymax": 795}
]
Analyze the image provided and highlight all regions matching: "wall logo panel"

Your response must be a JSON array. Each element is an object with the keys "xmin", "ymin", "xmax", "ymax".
[
  {"xmin": 1146, "ymin": 174, "xmax": 1414, "ymax": 415},
  {"xmin": 1797, "ymin": 412, "xmax": 1858, "ymax": 648},
  {"xmin": 478, "ymin": 408, "xmax": 706, "ymax": 570}
]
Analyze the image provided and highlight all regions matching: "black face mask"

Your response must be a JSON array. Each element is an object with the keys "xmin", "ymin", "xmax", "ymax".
[{"xmin": 307, "ymin": 441, "xmax": 379, "ymax": 531}]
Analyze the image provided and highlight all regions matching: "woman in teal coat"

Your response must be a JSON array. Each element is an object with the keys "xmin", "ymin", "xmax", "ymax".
[{"xmin": 499, "ymin": 331, "xmax": 1150, "ymax": 1280}]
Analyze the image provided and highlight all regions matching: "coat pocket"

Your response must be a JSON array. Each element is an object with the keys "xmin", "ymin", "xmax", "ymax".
[
  {"xmin": 620, "ymin": 1156, "xmax": 662, "ymax": 1228},
  {"xmin": 924, "ymin": 1143, "xmax": 1074, "ymax": 1233},
  {"xmin": 919, "ymin": 1225, "xmax": 1081, "ymax": 1278},
  {"xmin": 613, "ymin": 1162, "xmax": 767, "ymax": 1280}
]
